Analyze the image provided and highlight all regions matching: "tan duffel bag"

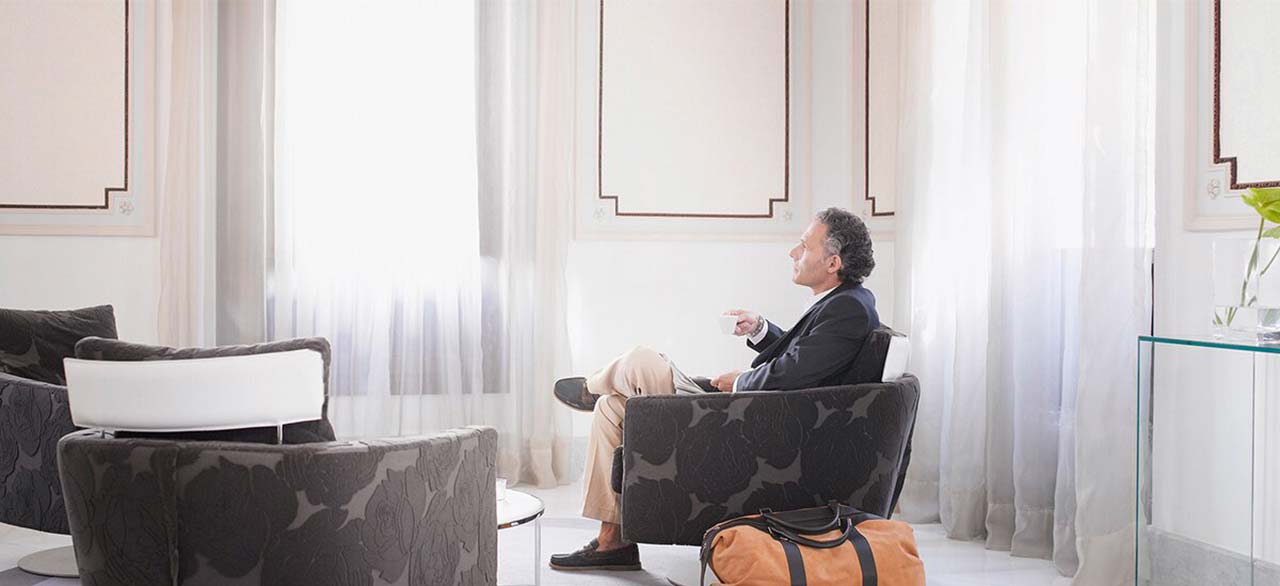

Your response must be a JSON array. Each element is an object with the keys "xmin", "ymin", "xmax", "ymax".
[{"xmin": 699, "ymin": 502, "xmax": 925, "ymax": 586}]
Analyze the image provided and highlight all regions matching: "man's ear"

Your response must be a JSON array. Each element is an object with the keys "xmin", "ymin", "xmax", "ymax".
[{"xmin": 828, "ymin": 254, "xmax": 843, "ymax": 275}]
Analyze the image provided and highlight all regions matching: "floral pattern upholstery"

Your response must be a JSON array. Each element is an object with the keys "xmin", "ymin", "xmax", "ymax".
[
  {"xmin": 620, "ymin": 376, "xmax": 919, "ymax": 546},
  {"xmin": 0, "ymin": 372, "xmax": 77, "ymax": 534},
  {"xmin": 0, "ymin": 305, "xmax": 117, "ymax": 386},
  {"xmin": 58, "ymin": 426, "xmax": 498, "ymax": 586},
  {"xmin": 0, "ymin": 305, "xmax": 117, "ymax": 535}
]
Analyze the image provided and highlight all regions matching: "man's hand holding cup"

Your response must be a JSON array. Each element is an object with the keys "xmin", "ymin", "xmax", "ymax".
[{"xmin": 723, "ymin": 309, "xmax": 763, "ymax": 337}]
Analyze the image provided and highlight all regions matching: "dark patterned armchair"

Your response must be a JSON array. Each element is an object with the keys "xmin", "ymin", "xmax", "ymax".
[
  {"xmin": 53, "ymin": 336, "xmax": 499, "ymax": 586},
  {"xmin": 0, "ymin": 371, "xmax": 78, "ymax": 534},
  {"xmin": 615, "ymin": 327, "xmax": 919, "ymax": 546},
  {"xmin": 58, "ymin": 426, "xmax": 498, "ymax": 586},
  {"xmin": 0, "ymin": 305, "xmax": 119, "ymax": 537}
]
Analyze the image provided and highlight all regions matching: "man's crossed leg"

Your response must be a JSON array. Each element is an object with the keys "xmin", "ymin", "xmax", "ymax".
[{"xmin": 548, "ymin": 345, "xmax": 679, "ymax": 571}]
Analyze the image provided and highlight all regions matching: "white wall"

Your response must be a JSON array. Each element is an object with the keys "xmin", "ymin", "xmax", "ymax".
[{"xmin": 0, "ymin": 236, "xmax": 160, "ymax": 343}]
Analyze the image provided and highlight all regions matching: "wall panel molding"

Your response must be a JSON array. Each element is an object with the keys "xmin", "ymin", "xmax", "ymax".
[
  {"xmin": 0, "ymin": 0, "xmax": 154, "ymax": 235},
  {"xmin": 861, "ymin": 0, "xmax": 894, "ymax": 218},
  {"xmin": 1212, "ymin": 0, "xmax": 1280, "ymax": 190},
  {"xmin": 1189, "ymin": 0, "xmax": 1280, "ymax": 231},
  {"xmin": 595, "ymin": 0, "xmax": 791, "ymax": 221}
]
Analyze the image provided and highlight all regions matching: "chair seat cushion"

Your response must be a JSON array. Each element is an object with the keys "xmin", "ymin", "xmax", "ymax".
[{"xmin": 0, "ymin": 305, "xmax": 117, "ymax": 385}]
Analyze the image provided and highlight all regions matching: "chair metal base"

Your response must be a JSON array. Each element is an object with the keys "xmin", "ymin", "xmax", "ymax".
[{"xmin": 17, "ymin": 545, "xmax": 78, "ymax": 578}]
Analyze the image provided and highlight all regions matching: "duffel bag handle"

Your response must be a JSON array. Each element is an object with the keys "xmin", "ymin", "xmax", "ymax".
[
  {"xmin": 768, "ymin": 519, "xmax": 856, "ymax": 549},
  {"xmin": 759, "ymin": 501, "xmax": 844, "ymax": 534}
]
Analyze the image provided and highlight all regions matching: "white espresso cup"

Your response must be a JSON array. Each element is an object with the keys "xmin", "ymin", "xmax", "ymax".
[{"xmin": 719, "ymin": 314, "xmax": 740, "ymax": 335}]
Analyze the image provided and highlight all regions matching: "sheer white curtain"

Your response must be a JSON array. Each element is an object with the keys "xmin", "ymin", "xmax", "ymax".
[
  {"xmin": 215, "ymin": 0, "xmax": 273, "ymax": 346},
  {"xmin": 157, "ymin": 0, "xmax": 216, "ymax": 347},
  {"xmin": 271, "ymin": 0, "xmax": 573, "ymax": 486},
  {"xmin": 894, "ymin": 0, "xmax": 1153, "ymax": 583}
]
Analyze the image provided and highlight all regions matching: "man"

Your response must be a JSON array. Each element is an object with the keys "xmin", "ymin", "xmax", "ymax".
[{"xmin": 549, "ymin": 207, "xmax": 880, "ymax": 571}]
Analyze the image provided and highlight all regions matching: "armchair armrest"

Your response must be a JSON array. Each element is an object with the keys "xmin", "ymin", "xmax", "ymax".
[
  {"xmin": 0, "ymin": 371, "xmax": 75, "ymax": 533},
  {"xmin": 58, "ymin": 426, "xmax": 498, "ymax": 584},
  {"xmin": 620, "ymin": 376, "xmax": 919, "ymax": 545}
]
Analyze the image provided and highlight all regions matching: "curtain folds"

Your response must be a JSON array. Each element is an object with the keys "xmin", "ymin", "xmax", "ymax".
[
  {"xmin": 267, "ymin": 0, "xmax": 573, "ymax": 487},
  {"xmin": 156, "ymin": 0, "xmax": 215, "ymax": 347},
  {"xmin": 214, "ymin": 0, "xmax": 273, "ymax": 346},
  {"xmin": 894, "ymin": 0, "xmax": 1153, "ymax": 583},
  {"xmin": 476, "ymin": 0, "xmax": 577, "ymax": 487}
]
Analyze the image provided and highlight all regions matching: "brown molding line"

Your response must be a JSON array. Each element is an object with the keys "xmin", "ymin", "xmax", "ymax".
[
  {"xmin": 863, "ymin": 0, "xmax": 893, "ymax": 217},
  {"xmin": 0, "ymin": 0, "xmax": 128, "ymax": 210},
  {"xmin": 1212, "ymin": 0, "xmax": 1280, "ymax": 190},
  {"xmin": 597, "ymin": 0, "xmax": 790, "ymax": 219}
]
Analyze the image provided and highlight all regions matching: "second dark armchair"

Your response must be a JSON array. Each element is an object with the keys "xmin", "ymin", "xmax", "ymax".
[{"xmin": 615, "ymin": 327, "xmax": 919, "ymax": 546}]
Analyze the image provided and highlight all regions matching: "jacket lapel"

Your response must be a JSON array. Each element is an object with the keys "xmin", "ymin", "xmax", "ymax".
[{"xmin": 751, "ymin": 283, "xmax": 855, "ymax": 367}]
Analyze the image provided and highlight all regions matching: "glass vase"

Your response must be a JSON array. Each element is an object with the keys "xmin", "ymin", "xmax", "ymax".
[{"xmin": 1212, "ymin": 237, "xmax": 1280, "ymax": 343}]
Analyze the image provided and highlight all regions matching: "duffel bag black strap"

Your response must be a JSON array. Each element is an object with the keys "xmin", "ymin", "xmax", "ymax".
[
  {"xmin": 698, "ymin": 533, "xmax": 812, "ymax": 586},
  {"xmin": 780, "ymin": 539, "xmax": 808, "ymax": 586},
  {"xmin": 849, "ymin": 525, "xmax": 878, "ymax": 586},
  {"xmin": 761, "ymin": 507, "xmax": 842, "ymax": 534}
]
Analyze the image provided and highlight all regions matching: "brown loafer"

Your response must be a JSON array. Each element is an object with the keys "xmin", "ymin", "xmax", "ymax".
[
  {"xmin": 553, "ymin": 377, "xmax": 598, "ymax": 412},
  {"xmin": 549, "ymin": 540, "xmax": 641, "ymax": 571}
]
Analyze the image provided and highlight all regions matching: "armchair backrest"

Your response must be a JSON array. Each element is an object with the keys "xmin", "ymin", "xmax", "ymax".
[
  {"xmin": 72, "ymin": 337, "xmax": 336, "ymax": 444},
  {"xmin": 842, "ymin": 326, "xmax": 910, "ymax": 385},
  {"xmin": 65, "ymin": 349, "xmax": 325, "ymax": 433},
  {"xmin": 0, "ymin": 305, "xmax": 117, "ymax": 385}
]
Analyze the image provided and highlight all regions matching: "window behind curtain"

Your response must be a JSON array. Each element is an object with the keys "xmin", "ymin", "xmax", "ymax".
[{"xmin": 272, "ymin": 0, "xmax": 484, "ymax": 399}]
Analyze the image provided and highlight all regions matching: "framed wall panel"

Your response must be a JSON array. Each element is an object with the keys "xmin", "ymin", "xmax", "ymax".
[
  {"xmin": 577, "ymin": 0, "xmax": 811, "ymax": 239},
  {"xmin": 860, "ymin": 0, "xmax": 897, "ymax": 219},
  {"xmin": 598, "ymin": 0, "xmax": 787, "ymax": 219},
  {"xmin": 0, "ymin": 0, "xmax": 155, "ymax": 236},
  {"xmin": 1189, "ymin": 0, "xmax": 1279, "ymax": 231}
]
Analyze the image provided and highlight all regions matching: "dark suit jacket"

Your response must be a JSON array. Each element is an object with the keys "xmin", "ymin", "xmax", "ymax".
[{"xmin": 736, "ymin": 281, "xmax": 880, "ymax": 391}]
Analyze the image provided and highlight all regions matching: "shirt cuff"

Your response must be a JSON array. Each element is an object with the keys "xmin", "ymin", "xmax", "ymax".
[
  {"xmin": 747, "ymin": 318, "xmax": 770, "ymax": 345},
  {"xmin": 732, "ymin": 370, "xmax": 751, "ymax": 392}
]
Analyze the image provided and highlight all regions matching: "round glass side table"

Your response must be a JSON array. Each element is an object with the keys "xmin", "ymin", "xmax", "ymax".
[{"xmin": 497, "ymin": 489, "xmax": 545, "ymax": 586}]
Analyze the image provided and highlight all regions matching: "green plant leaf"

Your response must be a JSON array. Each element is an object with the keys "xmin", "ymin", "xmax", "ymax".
[
  {"xmin": 1244, "ymin": 188, "xmax": 1280, "ymax": 223},
  {"xmin": 1264, "ymin": 226, "xmax": 1280, "ymax": 239}
]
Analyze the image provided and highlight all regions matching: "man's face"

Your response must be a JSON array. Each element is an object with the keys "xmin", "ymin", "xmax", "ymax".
[{"xmin": 789, "ymin": 221, "xmax": 837, "ymax": 288}]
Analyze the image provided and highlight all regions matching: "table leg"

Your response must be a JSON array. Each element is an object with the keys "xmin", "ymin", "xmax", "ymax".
[{"xmin": 534, "ymin": 518, "xmax": 542, "ymax": 586}]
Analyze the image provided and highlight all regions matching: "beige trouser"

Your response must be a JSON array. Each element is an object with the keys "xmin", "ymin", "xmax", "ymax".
[{"xmin": 581, "ymin": 345, "xmax": 678, "ymax": 524}]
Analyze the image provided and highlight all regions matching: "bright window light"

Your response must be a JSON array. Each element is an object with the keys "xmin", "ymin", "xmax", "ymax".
[{"xmin": 274, "ymin": 0, "xmax": 479, "ymax": 287}]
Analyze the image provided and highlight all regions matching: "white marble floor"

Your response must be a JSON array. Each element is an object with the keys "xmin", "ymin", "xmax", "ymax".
[
  {"xmin": 0, "ymin": 483, "xmax": 1074, "ymax": 585},
  {"xmin": 514, "ymin": 482, "xmax": 1074, "ymax": 586}
]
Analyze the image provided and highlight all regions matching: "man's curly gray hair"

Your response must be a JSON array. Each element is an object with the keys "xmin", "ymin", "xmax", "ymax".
[{"xmin": 814, "ymin": 207, "xmax": 875, "ymax": 284}]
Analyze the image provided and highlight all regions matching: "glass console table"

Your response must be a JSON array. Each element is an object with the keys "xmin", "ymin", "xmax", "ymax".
[{"xmin": 1138, "ymin": 335, "xmax": 1280, "ymax": 586}]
